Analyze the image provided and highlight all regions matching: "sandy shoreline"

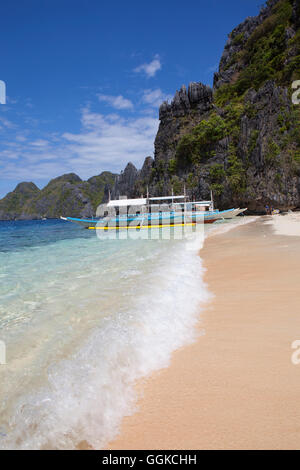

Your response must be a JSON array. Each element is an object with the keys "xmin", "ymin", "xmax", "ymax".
[{"xmin": 107, "ymin": 215, "xmax": 300, "ymax": 450}]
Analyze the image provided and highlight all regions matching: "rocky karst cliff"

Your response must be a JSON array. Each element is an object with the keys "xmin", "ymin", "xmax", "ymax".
[
  {"xmin": 0, "ymin": 172, "xmax": 116, "ymax": 220},
  {"xmin": 114, "ymin": 0, "xmax": 300, "ymax": 213},
  {"xmin": 1, "ymin": 0, "xmax": 299, "ymax": 219}
]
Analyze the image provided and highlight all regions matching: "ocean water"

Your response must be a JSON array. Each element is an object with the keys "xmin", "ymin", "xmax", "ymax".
[{"xmin": 0, "ymin": 219, "xmax": 211, "ymax": 449}]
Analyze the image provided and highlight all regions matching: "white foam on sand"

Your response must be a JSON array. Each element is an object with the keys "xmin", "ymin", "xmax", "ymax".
[
  {"xmin": 265, "ymin": 212, "xmax": 300, "ymax": 237},
  {"xmin": 0, "ymin": 236, "xmax": 210, "ymax": 450},
  {"xmin": 0, "ymin": 217, "xmax": 259, "ymax": 450},
  {"xmin": 206, "ymin": 216, "xmax": 258, "ymax": 238}
]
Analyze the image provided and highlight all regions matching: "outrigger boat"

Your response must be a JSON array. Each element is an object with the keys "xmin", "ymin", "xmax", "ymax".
[{"xmin": 61, "ymin": 192, "xmax": 247, "ymax": 230}]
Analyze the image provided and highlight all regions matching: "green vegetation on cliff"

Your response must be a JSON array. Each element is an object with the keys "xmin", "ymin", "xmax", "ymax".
[
  {"xmin": 215, "ymin": 0, "xmax": 300, "ymax": 106},
  {"xmin": 156, "ymin": 0, "xmax": 300, "ymax": 210},
  {"xmin": 1, "ymin": 0, "xmax": 299, "ymax": 217},
  {"xmin": 175, "ymin": 113, "xmax": 227, "ymax": 166},
  {"xmin": 0, "ymin": 172, "xmax": 116, "ymax": 220},
  {"xmin": 0, "ymin": 183, "xmax": 40, "ymax": 215}
]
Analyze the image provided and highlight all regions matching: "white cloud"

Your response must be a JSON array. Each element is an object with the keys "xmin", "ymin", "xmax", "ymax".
[
  {"xmin": 15, "ymin": 134, "xmax": 27, "ymax": 142},
  {"xmin": 0, "ymin": 149, "xmax": 20, "ymax": 160},
  {"xmin": 97, "ymin": 94, "xmax": 133, "ymax": 110},
  {"xmin": 0, "ymin": 83, "xmax": 175, "ymax": 194},
  {"xmin": 62, "ymin": 107, "xmax": 158, "ymax": 174},
  {"xmin": 141, "ymin": 88, "xmax": 172, "ymax": 107},
  {"xmin": 1, "ymin": 161, "xmax": 68, "ymax": 181},
  {"xmin": 25, "ymin": 98, "xmax": 34, "ymax": 108},
  {"xmin": 0, "ymin": 105, "xmax": 159, "ymax": 185},
  {"xmin": 134, "ymin": 55, "xmax": 162, "ymax": 78},
  {"xmin": 0, "ymin": 116, "xmax": 15, "ymax": 129},
  {"xmin": 29, "ymin": 139, "xmax": 49, "ymax": 148}
]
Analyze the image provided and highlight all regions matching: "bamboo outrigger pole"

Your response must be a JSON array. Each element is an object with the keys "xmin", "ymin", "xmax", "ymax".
[
  {"xmin": 210, "ymin": 189, "xmax": 214, "ymax": 211},
  {"xmin": 146, "ymin": 185, "xmax": 149, "ymax": 213}
]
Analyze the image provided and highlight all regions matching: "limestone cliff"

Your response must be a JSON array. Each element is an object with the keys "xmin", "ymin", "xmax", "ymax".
[
  {"xmin": 114, "ymin": 0, "xmax": 300, "ymax": 213},
  {"xmin": 1, "ymin": 0, "xmax": 299, "ymax": 219},
  {"xmin": 0, "ymin": 172, "xmax": 116, "ymax": 220}
]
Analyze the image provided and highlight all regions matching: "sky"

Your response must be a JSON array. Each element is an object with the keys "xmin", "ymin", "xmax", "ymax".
[{"xmin": 0, "ymin": 0, "xmax": 262, "ymax": 198}]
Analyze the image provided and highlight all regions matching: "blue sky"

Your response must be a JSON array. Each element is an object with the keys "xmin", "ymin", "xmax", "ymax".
[{"xmin": 0, "ymin": 0, "xmax": 261, "ymax": 198}]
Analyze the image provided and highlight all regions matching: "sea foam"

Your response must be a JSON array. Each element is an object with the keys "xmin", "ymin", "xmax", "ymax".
[{"xmin": 0, "ymin": 231, "xmax": 210, "ymax": 449}]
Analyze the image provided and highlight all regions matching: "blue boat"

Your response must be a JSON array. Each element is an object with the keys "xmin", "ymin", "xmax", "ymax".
[{"xmin": 61, "ymin": 194, "xmax": 246, "ymax": 230}]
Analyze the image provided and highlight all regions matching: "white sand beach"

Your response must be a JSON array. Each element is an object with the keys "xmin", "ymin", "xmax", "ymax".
[{"xmin": 108, "ymin": 214, "xmax": 300, "ymax": 450}]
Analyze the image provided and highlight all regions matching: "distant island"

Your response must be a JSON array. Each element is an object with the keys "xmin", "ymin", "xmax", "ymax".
[{"xmin": 1, "ymin": 0, "xmax": 299, "ymax": 220}]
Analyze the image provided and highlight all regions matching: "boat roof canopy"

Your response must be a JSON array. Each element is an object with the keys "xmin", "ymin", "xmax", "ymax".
[
  {"xmin": 107, "ymin": 195, "xmax": 186, "ymax": 207},
  {"xmin": 107, "ymin": 198, "xmax": 147, "ymax": 207},
  {"xmin": 148, "ymin": 195, "xmax": 185, "ymax": 201},
  {"xmin": 193, "ymin": 201, "xmax": 212, "ymax": 205}
]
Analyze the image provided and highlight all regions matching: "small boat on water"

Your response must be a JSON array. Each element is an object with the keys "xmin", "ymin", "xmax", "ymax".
[
  {"xmin": 61, "ymin": 193, "xmax": 247, "ymax": 230},
  {"xmin": 60, "ymin": 216, "xmax": 100, "ymax": 229}
]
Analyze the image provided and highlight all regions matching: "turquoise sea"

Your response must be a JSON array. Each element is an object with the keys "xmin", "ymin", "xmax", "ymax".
[{"xmin": 0, "ymin": 219, "xmax": 210, "ymax": 449}]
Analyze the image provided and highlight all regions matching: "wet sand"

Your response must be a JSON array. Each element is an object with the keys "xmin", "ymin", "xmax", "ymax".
[{"xmin": 108, "ymin": 216, "xmax": 300, "ymax": 450}]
